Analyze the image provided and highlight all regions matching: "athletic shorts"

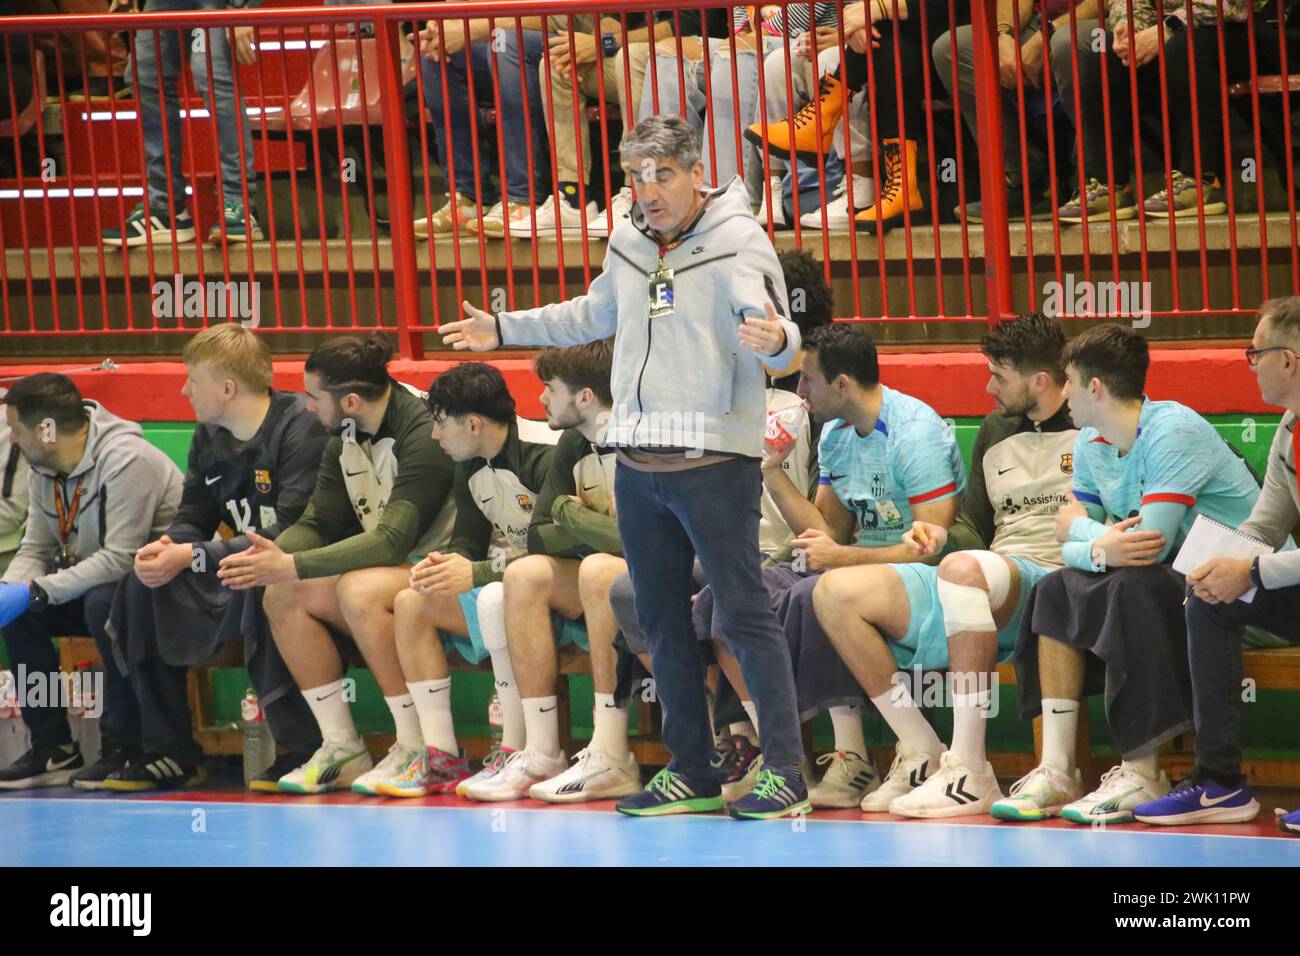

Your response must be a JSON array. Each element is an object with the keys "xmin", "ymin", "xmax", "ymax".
[
  {"xmin": 889, "ymin": 555, "xmax": 1048, "ymax": 672},
  {"xmin": 439, "ymin": 585, "xmax": 589, "ymax": 665}
]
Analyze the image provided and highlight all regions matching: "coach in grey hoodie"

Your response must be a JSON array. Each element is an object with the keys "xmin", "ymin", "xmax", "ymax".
[
  {"xmin": 0, "ymin": 373, "xmax": 181, "ymax": 789},
  {"xmin": 441, "ymin": 116, "xmax": 812, "ymax": 819}
]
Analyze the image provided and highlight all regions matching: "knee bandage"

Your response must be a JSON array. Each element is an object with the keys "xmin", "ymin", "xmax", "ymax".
[
  {"xmin": 936, "ymin": 551, "xmax": 1011, "ymax": 637},
  {"xmin": 476, "ymin": 581, "xmax": 508, "ymax": 652}
]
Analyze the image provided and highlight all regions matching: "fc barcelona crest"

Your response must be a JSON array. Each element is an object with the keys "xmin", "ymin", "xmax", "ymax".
[
  {"xmin": 254, "ymin": 468, "xmax": 272, "ymax": 493},
  {"xmin": 1060, "ymin": 454, "xmax": 1074, "ymax": 475},
  {"xmin": 517, "ymin": 494, "xmax": 534, "ymax": 513}
]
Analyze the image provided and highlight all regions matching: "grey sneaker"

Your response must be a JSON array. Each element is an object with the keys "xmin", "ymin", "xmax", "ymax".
[
  {"xmin": 1143, "ymin": 170, "xmax": 1227, "ymax": 218},
  {"xmin": 1058, "ymin": 177, "xmax": 1138, "ymax": 224}
]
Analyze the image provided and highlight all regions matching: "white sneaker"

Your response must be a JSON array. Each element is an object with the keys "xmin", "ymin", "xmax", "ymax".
[
  {"xmin": 587, "ymin": 187, "xmax": 634, "ymax": 237},
  {"xmin": 990, "ymin": 762, "xmax": 1084, "ymax": 822},
  {"xmin": 464, "ymin": 747, "xmax": 567, "ymax": 802},
  {"xmin": 810, "ymin": 750, "xmax": 880, "ymax": 809},
  {"xmin": 889, "ymin": 751, "xmax": 1003, "ymax": 818},
  {"xmin": 722, "ymin": 752, "xmax": 764, "ymax": 804},
  {"xmin": 1061, "ymin": 764, "xmax": 1171, "ymax": 825},
  {"xmin": 350, "ymin": 742, "xmax": 423, "ymax": 796},
  {"xmin": 277, "ymin": 739, "xmax": 373, "ymax": 794},
  {"xmin": 413, "ymin": 195, "xmax": 479, "ymax": 239},
  {"xmin": 754, "ymin": 175, "xmax": 787, "ymax": 228},
  {"xmin": 800, "ymin": 175, "xmax": 874, "ymax": 229},
  {"xmin": 472, "ymin": 199, "xmax": 546, "ymax": 239},
  {"xmin": 859, "ymin": 741, "xmax": 940, "ymax": 812},
  {"xmin": 529, "ymin": 745, "xmax": 641, "ymax": 803},
  {"xmin": 530, "ymin": 193, "xmax": 600, "ymax": 236},
  {"xmin": 456, "ymin": 745, "xmax": 515, "ymax": 798}
]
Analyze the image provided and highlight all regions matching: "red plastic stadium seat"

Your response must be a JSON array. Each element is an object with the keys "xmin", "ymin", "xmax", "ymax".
[{"xmin": 259, "ymin": 35, "xmax": 417, "ymax": 132}]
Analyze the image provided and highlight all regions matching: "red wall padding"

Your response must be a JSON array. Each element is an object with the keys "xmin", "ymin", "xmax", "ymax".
[{"xmin": 0, "ymin": 349, "xmax": 1268, "ymax": 421}]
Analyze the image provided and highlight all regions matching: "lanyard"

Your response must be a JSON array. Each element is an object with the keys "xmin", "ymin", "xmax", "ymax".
[{"xmin": 53, "ymin": 475, "xmax": 86, "ymax": 546}]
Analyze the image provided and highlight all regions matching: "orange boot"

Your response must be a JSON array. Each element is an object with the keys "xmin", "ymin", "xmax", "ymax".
[
  {"xmin": 744, "ymin": 73, "xmax": 846, "ymax": 163},
  {"xmin": 854, "ymin": 138, "xmax": 924, "ymax": 234}
]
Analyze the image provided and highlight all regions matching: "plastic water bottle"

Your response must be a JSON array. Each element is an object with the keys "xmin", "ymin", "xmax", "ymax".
[
  {"xmin": 488, "ymin": 688, "xmax": 504, "ymax": 752},
  {"xmin": 67, "ymin": 660, "xmax": 101, "ymax": 766},
  {"xmin": 241, "ymin": 688, "xmax": 274, "ymax": 786},
  {"xmin": 0, "ymin": 670, "xmax": 30, "ymax": 768}
]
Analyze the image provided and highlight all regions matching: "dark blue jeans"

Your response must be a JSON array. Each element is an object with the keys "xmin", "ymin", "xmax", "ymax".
[
  {"xmin": 615, "ymin": 458, "xmax": 804, "ymax": 779},
  {"xmin": 420, "ymin": 29, "xmax": 548, "ymax": 204}
]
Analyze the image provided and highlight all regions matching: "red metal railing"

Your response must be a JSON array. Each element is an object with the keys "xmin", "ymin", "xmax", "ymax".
[{"xmin": 0, "ymin": 1, "xmax": 1296, "ymax": 357}]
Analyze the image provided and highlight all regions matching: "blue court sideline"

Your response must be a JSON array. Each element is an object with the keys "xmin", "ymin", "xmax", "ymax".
[{"xmin": 1, "ymin": 797, "xmax": 1296, "ymax": 866}]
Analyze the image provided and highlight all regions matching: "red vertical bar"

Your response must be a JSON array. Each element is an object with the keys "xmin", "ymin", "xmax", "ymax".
[
  {"xmin": 970, "ymin": 0, "xmax": 1012, "ymax": 325},
  {"xmin": 53, "ymin": 38, "xmax": 87, "ymax": 332},
  {"xmin": 324, "ymin": 25, "xmax": 359, "ymax": 330},
  {"xmin": 375, "ymin": 16, "xmax": 422, "ymax": 357},
  {"xmin": 410, "ymin": 18, "xmax": 442, "ymax": 326},
  {"xmin": 248, "ymin": 23, "xmax": 284, "ymax": 331},
  {"xmin": 1243, "ymin": 0, "xmax": 1269, "ymax": 300},
  {"xmin": 510, "ymin": 17, "xmax": 543, "ymax": 308},
  {"xmin": 224, "ymin": 22, "xmax": 258, "ymax": 317},
  {"xmin": 1271, "ymin": 1, "xmax": 1297, "ymax": 289},
  {"xmin": 274, "ymin": 24, "xmax": 310, "ymax": 329},
  {"xmin": 351, "ymin": 28, "xmax": 385, "ymax": 328},
  {"xmin": 484, "ymin": 16, "xmax": 518, "ymax": 310},
  {"xmin": 300, "ymin": 22, "xmax": 334, "ymax": 330}
]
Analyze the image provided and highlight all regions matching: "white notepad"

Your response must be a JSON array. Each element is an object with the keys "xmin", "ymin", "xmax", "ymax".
[{"xmin": 1172, "ymin": 514, "xmax": 1274, "ymax": 603}]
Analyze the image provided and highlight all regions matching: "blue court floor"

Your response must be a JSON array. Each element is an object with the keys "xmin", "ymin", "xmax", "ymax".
[{"xmin": 2, "ymin": 792, "xmax": 1297, "ymax": 866}]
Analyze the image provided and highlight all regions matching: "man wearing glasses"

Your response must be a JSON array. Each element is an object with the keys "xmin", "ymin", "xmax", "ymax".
[{"xmin": 1135, "ymin": 297, "xmax": 1300, "ymax": 834}]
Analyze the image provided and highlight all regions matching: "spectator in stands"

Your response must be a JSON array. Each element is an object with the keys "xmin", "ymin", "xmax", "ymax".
[
  {"xmin": 101, "ymin": 0, "xmax": 261, "ymax": 247},
  {"xmin": 215, "ymin": 334, "xmax": 458, "ymax": 795},
  {"xmin": 602, "ymin": 247, "xmax": 834, "ymax": 801},
  {"xmin": 641, "ymin": 6, "xmax": 850, "ymax": 228},
  {"xmin": 0, "ymin": 373, "xmax": 182, "ymax": 790},
  {"xmin": 933, "ymin": 0, "xmax": 1100, "ymax": 222},
  {"xmin": 441, "ymin": 116, "xmax": 810, "ymax": 820},
  {"xmin": 408, "ymin": 11, "xmax": 553, "ymax": 239},
  {"xmin": 1058, "ymin": 0, "xmax": 1276, "ymax": 223},
  {"xmin": 380, "ymin": 363, "xmax": 557, "ymax": 798},
  {"xmin": 748, "ymin": 0, "xmax": 962, "ymax": 233},
  {"xmin": 17, "ymin": 0, "xmax": 130, "ymax": 99},
  {"xmin": 705, "ymin": 323, "xmax": 964, "ymax": 810},
  {"xmin": 90, "ymin": 325, "xmax": 328, "ymax": 793},
  {"xmin": 453, "ymin": 341, "xmax": 632, "ymax": 803},
  {"xmin": 814, "ymin": 314, "xmax": 1078, "ymax": 815},
  {"xmin": 992, "ymin": 324, "xmax": 1262, "ymax": 825},
  {"xmin": 534, "ymin": 11, "xmax": 671, "ymax": 236},
  {"xmin": 0, "ymin": 390, "xmax": 29, "ymax": 580},
  {"xmin": 1135, "ymin": 297, "xmax": 1300, "ymax": 833}
]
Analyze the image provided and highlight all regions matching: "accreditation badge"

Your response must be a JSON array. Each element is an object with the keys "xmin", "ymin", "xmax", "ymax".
[{"xmin": 648, "ymin": 267, "xmax": 675, "ymax": 318}]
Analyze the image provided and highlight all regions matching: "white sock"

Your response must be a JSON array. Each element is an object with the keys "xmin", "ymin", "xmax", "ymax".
[
  {"xmin": 303, "ymin": 678, "xmax": 361, "ymax": 745},
  {"xmin": 741, "ymin": 699, "xmax": 759, "ymax": 741},
  {"xmin": 407, "ymin": 678, "xmax": 457, "ymax": 754},
  {"xmin": 384, "ymin": 693, "xmax": 424, "ymax": 751},
  {"xmin": 869, "ymin": 687, "xmax": 943, "ymax": 756},
  {"xmin": 950, "ymin": 691, "xmax": 990, "ymax": 769},
  {"xmin": 592, "ymin": 692, "xmax": 629, "ymax": 759},
  {"xmin": 829, "ymin": 705, "xmax": 867, "ymax": 758},
  {"xmin": 1041, "ymin": 698, "xmax": 1078, "ymax": 773},
  {"xmin": 1123, "ymin": 751, "xmax": 1160, "ymax": 781},
  {"xmin": 482, "ymin": 646, "xmax": 525, "ymax": 752},
  {"xmin": 728, "ymin": 720, "xmax": 758, "ymax": 745},
  {"xmin": 522, "ymin": 695, "xmax": 561, "ymax": 759}
]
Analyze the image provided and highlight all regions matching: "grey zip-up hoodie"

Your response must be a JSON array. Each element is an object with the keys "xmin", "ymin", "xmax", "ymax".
[
  {"xmin": 2, "ymin": 401, "xmax": 182, "ymax": 605},
  {"xmin": 496, "ymin": 177, "xmax": 801, "ymax": 459},
  {"xmin": 1241, "ymin": 411, "xmax": 1300, "ymax": 589}
]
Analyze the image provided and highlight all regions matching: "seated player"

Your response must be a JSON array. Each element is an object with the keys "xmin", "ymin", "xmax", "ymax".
[
  {"xmin": 604, "ymin": 247, "xmax": 835, "ymax": 800},
  {"xmin": 456, "ymin": 340, "xmax": 632, "ymax": 802},
  {"xmin": 216, "ymin": 334, "xmax": 457, "ymax": 795},
  {"xmin": 0, "ymin": 374, "xmax": 182, "ymax": 789},
  {"xmin": 707, "ymin": 322, "xmax": 964, "ymax": 809},
  {"xmin": 1135, "ymin": 297, "xmax": 1300, "ymax": 832},
  {"xmin": 814, "ymin": 313, "xmax": 1077, "ymax": 816},
  {"xmin": 91, "ymin": 325, "xmax": 328, "ymax": 792},
  {"xmin": 378, "ymin": 362, "xmax": 558, "ymax": 797},
  {"xmin": 991, "ymin": 323, "xmax": 1262, "ymax": 824}
]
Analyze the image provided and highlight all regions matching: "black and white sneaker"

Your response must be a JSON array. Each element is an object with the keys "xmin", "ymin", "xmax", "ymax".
[
  {"xmin": 101, "ymin": 753, "xmax": 206, "ymax": 792},
  {"xmin": 0, "ymin": 743, "xmax": 83, "ymax": 790},
  {"xmin": 71, "ymin": 744, "xmax": 140, "ymax": 791}
]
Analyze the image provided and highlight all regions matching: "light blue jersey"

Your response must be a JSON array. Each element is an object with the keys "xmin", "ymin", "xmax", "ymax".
[
  {"xmin": 1072, "ymin": 398, "xmax": 1260, "ymax": 551},
  {"xmin": 818, "ymin": 385, "xmax": 965, "ymax": 547}
]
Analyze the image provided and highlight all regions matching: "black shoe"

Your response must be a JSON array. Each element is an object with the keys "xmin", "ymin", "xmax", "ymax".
[
  {"xmin": 71, "ymin": 744, "xmax": 140, "ymax": 791},
  {"xmin": 957, "ymin": 176, "xmax": 1053, "ymax": 224},
  {"xmin": 248, "ymin": 751, "xmax": 316, "ymax": 793},
  {"xmin": 101, "ymin": 753, "xmax": 206, "ymax": 792},
  {"xmin": 0, "ymin": 743, "xmax": 83, "ymax": 790}
]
